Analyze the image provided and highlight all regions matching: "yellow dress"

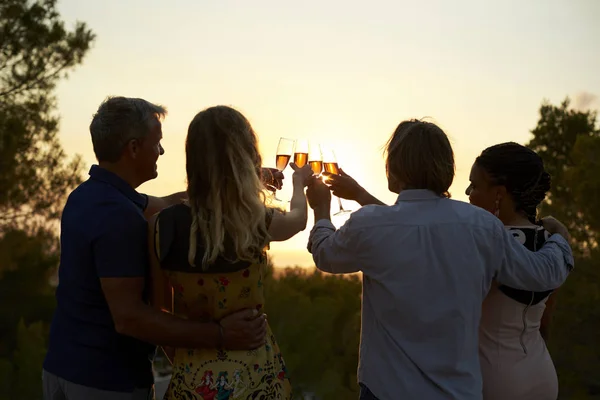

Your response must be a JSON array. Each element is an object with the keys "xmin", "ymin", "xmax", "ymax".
[{"xmin": 155, "ymin": 205, "xmax": 292, "ymax": 400}]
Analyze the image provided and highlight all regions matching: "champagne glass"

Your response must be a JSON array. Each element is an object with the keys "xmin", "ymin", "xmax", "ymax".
[
  {"xmin": 293, "ymin": 139, "xmax": 309, "ymax": 168},
  {"xmin": 273, "ymin": 137, "xmax": 295, "ymax": 201},
  {"xmin": 308, "ymin": 142, "xmax": 323, "ymax": 176},
  {"xmin": 322, "ymin": 146, "xmax": 351, "ymax": 216},
  {"xmin": 285, "ymin": 139, "xmax": 312, "ymax": 204}
]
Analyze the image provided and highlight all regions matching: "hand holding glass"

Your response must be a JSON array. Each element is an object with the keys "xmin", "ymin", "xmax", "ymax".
[{"xmin": 322, "ymin": 147, "xmax": 351, "ymax": 215}]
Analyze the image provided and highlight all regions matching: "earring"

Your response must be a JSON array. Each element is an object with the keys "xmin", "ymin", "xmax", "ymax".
[{"xmin": 494, "ymin": 198, "xmax": 500, "ymax": 218}]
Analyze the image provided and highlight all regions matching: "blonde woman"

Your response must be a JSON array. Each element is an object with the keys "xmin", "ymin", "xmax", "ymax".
[{"xmin": 148, "ymin": 106, "xmax": 312, "ymax": 399}]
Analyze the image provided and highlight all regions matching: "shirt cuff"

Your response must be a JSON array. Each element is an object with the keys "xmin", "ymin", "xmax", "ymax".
[
  {"xmin": 546, "ymin": 234, "xmax": 575, "ymax": 271},
  {"xmin": 307, "ymin": 219, "xmax": 336, "ymax": 253},
  {"xmin": 313, "ymin": 219, "xmax": 335, "ymax": 230}
]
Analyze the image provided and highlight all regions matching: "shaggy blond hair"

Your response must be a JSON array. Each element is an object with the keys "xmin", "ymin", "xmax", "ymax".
[
  {"xmin": 185, "ymin": 106, "xmax": 268, "ymax": 269},
  {"xmin": 385, "ymin": 119, "xmax": 455, "ymax": 197}
]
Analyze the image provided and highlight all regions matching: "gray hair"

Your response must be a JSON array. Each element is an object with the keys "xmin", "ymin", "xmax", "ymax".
[{"xmin": 90, "ymin": 96, "xmax": 167, "ymax": 162}]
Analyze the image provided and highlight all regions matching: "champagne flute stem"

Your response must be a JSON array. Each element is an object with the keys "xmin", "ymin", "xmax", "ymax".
[{"xmin": 337, "ymin": 197, "xmax": 345, "ymax": 212}]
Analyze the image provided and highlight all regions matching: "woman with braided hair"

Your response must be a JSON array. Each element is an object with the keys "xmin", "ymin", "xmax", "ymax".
[{"xmin": 466, "ymin": 142, "xmax": 558, "ymax": 400}]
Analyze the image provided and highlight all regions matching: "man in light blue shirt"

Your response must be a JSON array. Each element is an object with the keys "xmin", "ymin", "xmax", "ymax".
[{"xmin": 306, "ymin": 120, "xmax": 573, "ymax": 400}]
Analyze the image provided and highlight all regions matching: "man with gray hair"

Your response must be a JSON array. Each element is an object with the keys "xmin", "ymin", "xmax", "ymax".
[{"xmin": 42, "ymin": 97, "xmax": 276, "ymax": 400}]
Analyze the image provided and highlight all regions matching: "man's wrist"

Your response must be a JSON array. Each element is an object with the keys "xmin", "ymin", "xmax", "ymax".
[
  {"xmin": 313, "ymin": 206, "xmax": 331, "ymax": 221},
  {"xmin": 217, "ymin": 322, "xmax": 224, "ymax": 348},
  {"xmin": 167, "ymin": 191, "xmax": 187, "ymax": 206},
  {"xmin": 199, "ymin": 321, "xmax": 221, "ymax": 348},
  {"xmin": 355, "ymin": 188, "xmax": 371, "ymax": 205}
]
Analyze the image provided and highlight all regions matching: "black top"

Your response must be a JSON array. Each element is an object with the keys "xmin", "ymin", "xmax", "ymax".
[
  {"xmin": 155, "ymin": 203, "xmax": 274, "ymax": 273},
  {"xmin": 498, "ymin": 226, "xmax": 554, "ymax": 305}
]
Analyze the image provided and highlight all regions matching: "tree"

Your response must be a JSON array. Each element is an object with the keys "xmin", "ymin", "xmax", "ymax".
[
  {"xmin": 568, "ymin": 135, "xmax": 600, "ymax": 235},
  {"xmin": 0, "ymin": 2, "xmax": 94, "ymax": 398},
  {"xmin": 0, "ymin": 228, "xmax": 58, "ymax": 358},
  {"xmin": 0, "ymin": 358, "xmax": 13, "ymax": 400},
  {"xmin": 0, "ymin": 0, "xmax": 95, "ymax": 232},
  {"xmin": 264, "ymin": 266, "xmax": 362, "ymax": 399},
  {"xmin": 547, "ymin": 249, "xmax": 600, "ymax": 399},
  {"xmin": 526, "ymin": 98, "xmax": 600, "ymax": 253},
  {"xmin": 527, "ymin": 98, "xmax": 600, "ymax": 398},
  {"xmin": 11, "ymin": 320, "xmax": 47, "ymax": 399}
]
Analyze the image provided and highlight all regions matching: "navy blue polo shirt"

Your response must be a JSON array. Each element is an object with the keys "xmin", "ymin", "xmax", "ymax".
[{"xmin": 43, "ymin": 165, "xmax": 155, "ymax": 392}]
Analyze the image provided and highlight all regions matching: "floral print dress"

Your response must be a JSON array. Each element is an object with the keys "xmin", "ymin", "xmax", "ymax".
[{"xmin": 154, "ymin": 204, "xmax": 291, "ymax": 400}]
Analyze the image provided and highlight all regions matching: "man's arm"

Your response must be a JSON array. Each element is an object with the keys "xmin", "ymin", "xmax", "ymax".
[
  {"xmin": 355, "ymin": 190, "xmax": 386, "ymax": 207},
  {"xmin": 144, "ymin": 167, "xmax": 283, "ymax": 219},
  {"xmin": 144, "ymin": 191, "xmax": 187, "ymax": 219},
  {"xmin": 101, "ymin": 278, "xmax": 266, "ymax": 350},
  {"xmin": 323, "ymin": 169, "xmax": 386, "ymax": 206},
  {"xmin": 306, "ymin": 179, "xmax": 363, "ymax": 274},
  {"xmin": 494, "ymin": 224, "xmax": 574, "ymax": 291},
  {"xmin": 309, "ymin": 220, "xmax": 363, "ymax": 274},
  {"xmin": 95, "ymin": 208, "xmax": 266, "ymax": 350},
  {"xmin": 102, "ymin": 277, "xmax": 220, "ymax": 348}
]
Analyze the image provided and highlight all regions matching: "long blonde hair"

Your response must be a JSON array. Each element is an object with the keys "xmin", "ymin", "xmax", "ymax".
[{"xmin": 185, "ymin": 106, "xmax": 268, "ymax": 269}]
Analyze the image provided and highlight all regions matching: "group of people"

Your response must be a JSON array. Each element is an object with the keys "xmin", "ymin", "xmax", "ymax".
[{"xmin": 41, "ymin": 96, "xmax": 574, "ymax": 400}]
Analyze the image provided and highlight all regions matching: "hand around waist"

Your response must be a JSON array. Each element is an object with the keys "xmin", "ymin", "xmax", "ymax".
[{"xmin": 219, "ymin": 308, "xmax": 268, "ymax": 350}]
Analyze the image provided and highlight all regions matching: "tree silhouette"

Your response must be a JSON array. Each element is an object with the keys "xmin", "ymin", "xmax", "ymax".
[
  {"xmin": 0, "ymin": 1, "xmax": 94, "ymax": 398},
  {"xmin": 527, "ymin": 97, "xmax": 600, "ymax": 399},
  {"xmin": 0, "ymin": 0, "xmax": 95, "ymax": 232},
  {"xmin": 526, "ymin": 98, "xmax": 599, "ymax": 253}
]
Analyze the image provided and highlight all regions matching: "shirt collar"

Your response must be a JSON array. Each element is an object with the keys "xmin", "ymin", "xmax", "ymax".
[
  {"xmin": 88, "ymin": 165, "xmax": 147, "ymax": 210},
  {"xmin": 395, "ymin": 189, "xmax": 442, "ymax": 204}
]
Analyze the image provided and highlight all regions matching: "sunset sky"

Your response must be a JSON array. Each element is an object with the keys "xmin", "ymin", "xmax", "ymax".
[{"xmin": 55, "ymin": 0, "xmax": 599, "ymax": 267}]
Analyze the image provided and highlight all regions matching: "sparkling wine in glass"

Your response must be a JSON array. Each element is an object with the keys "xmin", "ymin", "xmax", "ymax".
[
  {"xmin": 322, "ymin": 147, "xmax": 351, "ymax": 216},
  {"xmin": 275, "ymin": 138, "xmax": 294, "ymax": 172},
  {"xmin": 293, "ymin": 139, "xmax": 309, "ymax": 168},
  {"xmin": 273, "ymin": 137, "xmax": 295, "ymax": 200},
  {"xmin": 276, "ymin": 154, "xmax": 291, "ymax": 172},
  {"xmin": 308, "ymin": 142, "xmax": 323, "ymax": 175}
]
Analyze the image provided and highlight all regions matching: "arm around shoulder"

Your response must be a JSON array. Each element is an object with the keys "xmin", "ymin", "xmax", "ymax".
[
  {"xmin": 143, "ymin": 191, "xmax": 187, "ymax": 219},
  {"xmin": 494, "ymin": 225, "xmax": 574, "ymax": 292}
]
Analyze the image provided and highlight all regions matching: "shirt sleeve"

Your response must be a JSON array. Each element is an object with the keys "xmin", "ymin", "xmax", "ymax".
[
  {"xmin": 307, "ymin": 217, "xmax": 363, "ymax": 274},
  {"xmin": 494, "ymin": 224, "xmax": 574, "ymax": 291},
  {"xmin": 92, "ymin": 206, "xmax": 149, "ymax": 278}
]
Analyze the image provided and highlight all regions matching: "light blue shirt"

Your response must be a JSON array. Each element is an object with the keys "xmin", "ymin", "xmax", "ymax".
[{"xmin": 308, "ymin": 189, "xmax": 573, "ymax": 400}]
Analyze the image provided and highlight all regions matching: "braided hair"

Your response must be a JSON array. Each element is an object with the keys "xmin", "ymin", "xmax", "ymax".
[{"xmin": 475, "ymin": 142, "xmax": 551, "ymax": 224}]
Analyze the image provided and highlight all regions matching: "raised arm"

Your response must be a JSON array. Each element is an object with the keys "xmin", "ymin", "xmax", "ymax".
[
  {"xmin": 306, "ymin": 179, "xmax": 363, "ymax": 274},
  {"xmin": 323, "ymin": 168, "xmax": 386, "ymax": 206},
  {"xmin": 493, "ymin": 223, "xmax": 574, "ymax": 291},
  {"xmin": 268, "ymin": 163, "xmax": 313, "ymax": 241}
]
